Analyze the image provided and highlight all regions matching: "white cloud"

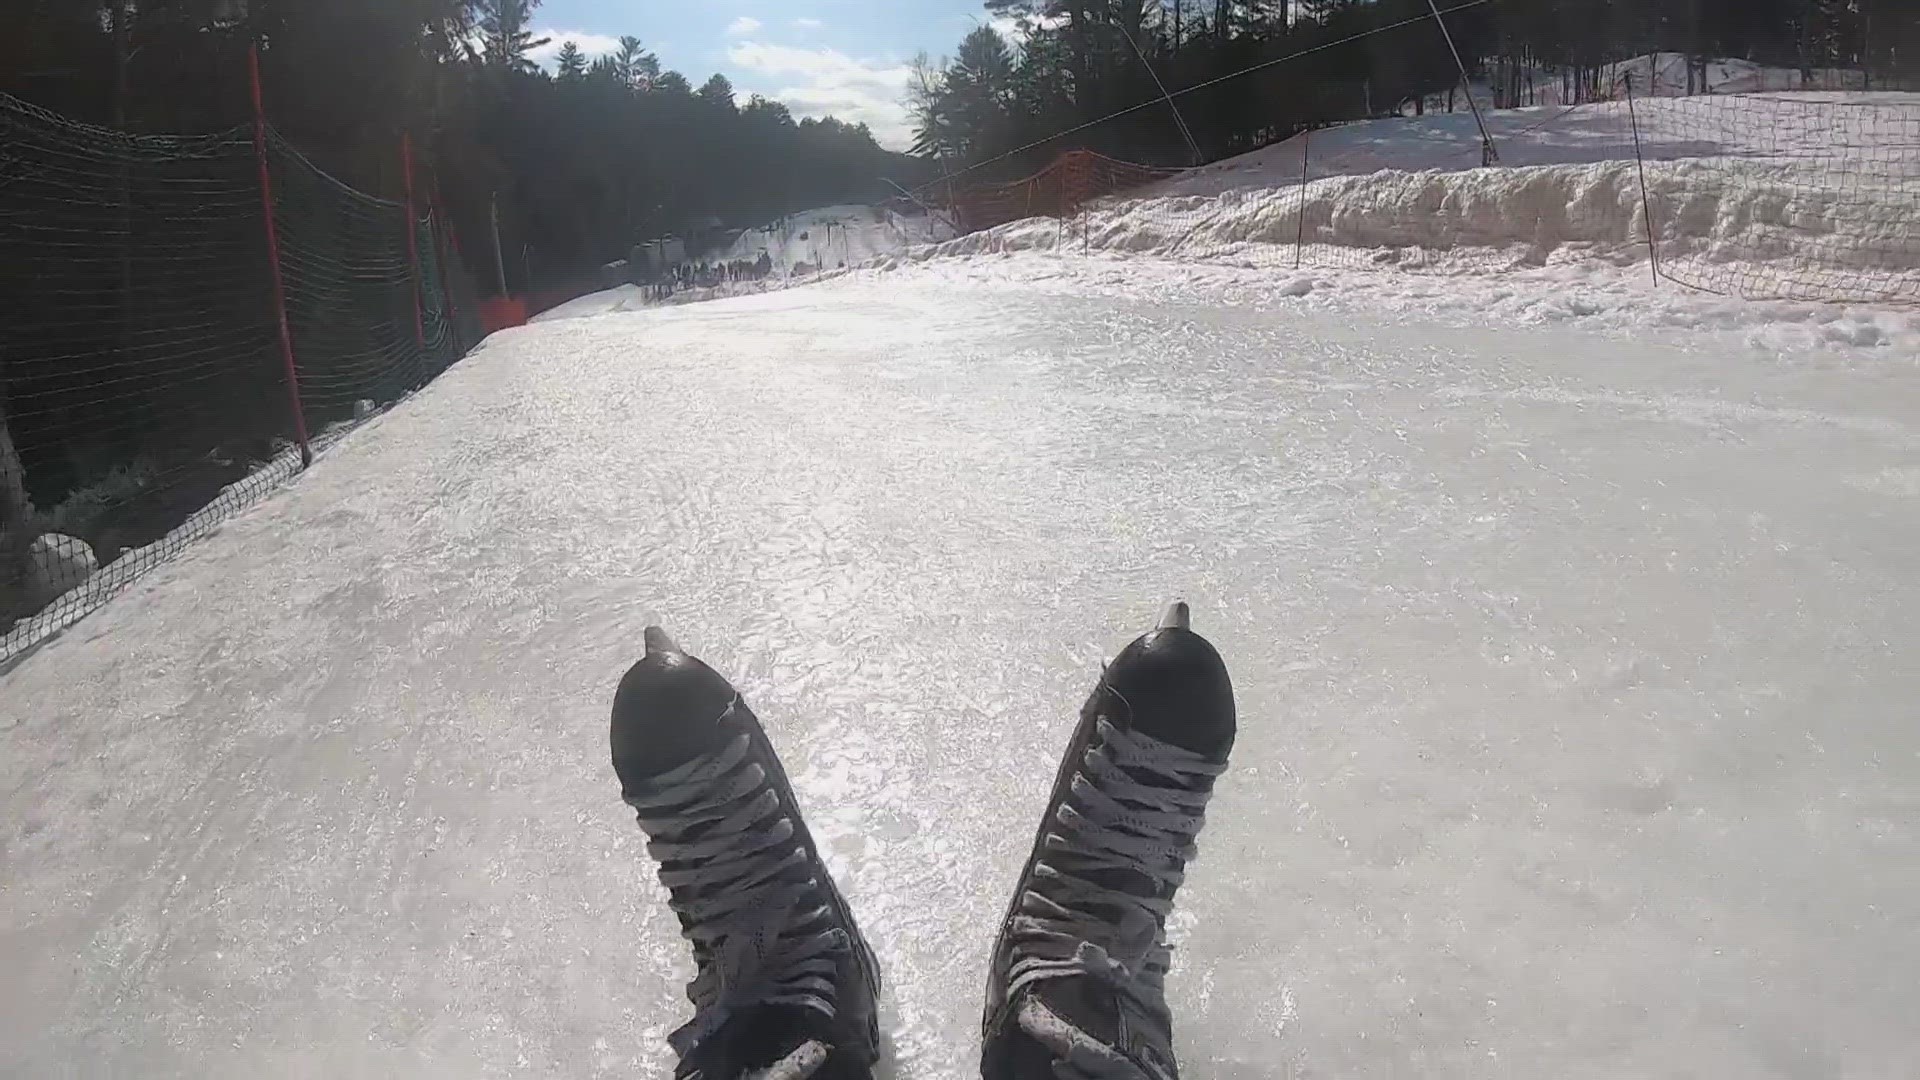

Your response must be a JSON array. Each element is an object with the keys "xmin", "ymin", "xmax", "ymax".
[
  {"xmin": 985, "ymin": 12, "xmax": 1065, "ymax": 45},
  {"xmin": 725, "ymin": 16, "xmax": 763, "ymax": 37},
  {"xmin": 527, "ymin": 29, "xmax": 622, "ymax": 70},
  {"xmin": 726, "ymin": 41, "xmax": 916, "ymax": 151},
  {"xmin": 792, "ymin": 17, "xmax": 824, "ymax": 30}
]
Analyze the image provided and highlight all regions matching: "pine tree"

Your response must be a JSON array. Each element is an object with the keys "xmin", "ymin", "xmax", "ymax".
[
  {"xmin": 698, "ymin": 74, "xmax": 737, "ymax": 111},
  {"xmin": 555, "ymin": 40, "xmax": 587, "ymax": 81},
  {"xmin": 477, "ymin": 0, "xmax": 549, "ymax": 73},
  {"xmin": 907, "ymin": 52, "xmax": 959, "ymax": 160},
  {"xmin": 612, "ymin": 35, "xmax": 659, "ymax": 90},
  {"xmin": 945, "ymin": 26, "xmax": 1017, "ymax": 158}
]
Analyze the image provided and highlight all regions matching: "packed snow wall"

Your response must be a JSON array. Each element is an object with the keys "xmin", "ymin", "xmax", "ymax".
[{"xmin": 929, "ymin": 93, "xmax": 1920, "ymax": 307}]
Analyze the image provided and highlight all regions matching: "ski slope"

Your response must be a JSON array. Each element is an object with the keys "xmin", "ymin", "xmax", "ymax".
[
  {"xmin": 532, "ymin": 205, "xmax": 958, "ymax": 321},
  {"xmin": 721, "ymin": 205, "xmax": 956, "ymax": 275},
  {"xmin": 4, "ymin": 271, "xmax": 1919, "ymax": 1078}
]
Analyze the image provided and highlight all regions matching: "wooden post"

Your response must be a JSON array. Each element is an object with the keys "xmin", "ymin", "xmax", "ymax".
[{"xmin": 248, "ymin": 44, "xmax": 311, "ymax": 468}]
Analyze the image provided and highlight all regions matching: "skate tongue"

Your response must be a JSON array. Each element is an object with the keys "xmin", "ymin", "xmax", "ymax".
[
  {"xmin": 738, "ymin": 1039, "xmax": 829, "ymax": 1080},
  {"xmin": 1016, "ymin": 994, "xmax": 1141, "ymax": 1079}
]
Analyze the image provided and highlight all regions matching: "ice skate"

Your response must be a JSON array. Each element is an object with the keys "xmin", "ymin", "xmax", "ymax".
[
  {"xmin": 981, "ymin": 602, "xmax": 1236, "ymax": 1080},
  {"xmin": 613, "ymin": 627, "xmax": 882, "ymax": 1080}
]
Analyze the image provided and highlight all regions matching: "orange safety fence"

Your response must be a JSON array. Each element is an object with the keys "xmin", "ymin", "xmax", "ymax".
[{"xmin": 943, "ymin": 151, "xmax": 1186, "ymax": 234}]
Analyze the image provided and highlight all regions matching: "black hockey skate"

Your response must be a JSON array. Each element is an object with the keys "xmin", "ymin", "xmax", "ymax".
[
  {"xmin": 612, "ymin": 627, "xmax": 882, "ymax": 1080},
  {"xmin": 982, "ymin": 602, "xmax": 1236, "ymax": 1080}
]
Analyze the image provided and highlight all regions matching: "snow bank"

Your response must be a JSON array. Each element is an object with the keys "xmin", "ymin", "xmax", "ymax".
[
  {"xmin": 1158, "ymin": 92, "xmax": 1920, "ymax": 197},
  {"xmin": 22, "ymin": 534, "xmax": 96, "ymax": 611},
  {"xmin": 921, "ymin": 155, "xmax": 1917, "ymax": 295},
  {"xmin": 903, "ymin": 93, "xmax": 1919, "ymax": 307},
  {"xmin": 863, "ymin": 249, "xmax": 1920, "ymax": 360}
]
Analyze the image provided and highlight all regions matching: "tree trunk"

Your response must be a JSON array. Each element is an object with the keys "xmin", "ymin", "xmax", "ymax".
[
  {"xmin": 1799, "ymin": 0, "xmax": 1815, "ymax": 83},
  {"xmin": 1067, "ymin": 1, "xmax": 1096, "ymax": 112},
  {"xmin": 1687, "ymin": 0, "xmax": 1703, "ymax": 95},
  {"xmin": 1862, "ymin": 0, "xmax": 1873, "ymax": 90},
  {"xmin": 1119, "ymin": 0, "xmax": 1145, "ymax": 45}
]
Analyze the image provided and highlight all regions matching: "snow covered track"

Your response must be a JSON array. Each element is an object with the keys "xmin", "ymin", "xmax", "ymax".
[{"xmin": 4, "ymin": 277, "xmax": 1919, "ymax": 1077}]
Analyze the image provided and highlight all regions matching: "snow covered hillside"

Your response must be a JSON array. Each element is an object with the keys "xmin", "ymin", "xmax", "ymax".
[
  {"xmin": 1160, "ymin": 89, "xmax": 1919, "ymax": 194},
  {"xmin": 4, "ymin": 268, "xmax": 1919, "ymax": 1078},
  {"xmin": 721, "ymin": 204, "xmax": 956, "ymax": 276},
  {"xmin": 918, "ymin": 92, "xmax": 1920, "ymax": 305},
  {"xmin": 534, "ymin": 204, "xmax": 959, "ymax": 321},
  {"xmin": 1411, "ymin": 52, "xmax": 1880, "ymax": 115}
]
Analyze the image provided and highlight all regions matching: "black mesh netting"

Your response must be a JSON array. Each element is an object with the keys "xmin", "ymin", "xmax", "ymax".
[
  {"xmin": 1, "ymin": 95, "xmax": 481, "ymax": 666},
  {"xmin": 935, "ymin": 88, "xmax": 1919, "ymax": 306}
]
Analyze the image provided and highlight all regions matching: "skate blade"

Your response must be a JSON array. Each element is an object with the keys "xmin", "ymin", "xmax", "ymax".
[{"xmin": 1157, "ymin": 600, "xmax": 1191, "ymax": 631}]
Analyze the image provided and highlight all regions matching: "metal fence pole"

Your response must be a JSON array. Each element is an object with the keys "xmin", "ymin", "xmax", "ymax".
[
  {"xmin": 1427, "ymin": 0, "xmax": 1499, "ymax": 166},
  {"xmin": 1623, "ymin": 73, "xmax": 1661, "ymax": 287},
  {"xmin": 1295, "ymin": 127, "xmax": 1311, "ymax": 270}
]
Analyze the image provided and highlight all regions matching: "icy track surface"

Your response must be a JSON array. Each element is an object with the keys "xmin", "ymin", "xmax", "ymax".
[{"xmin": 4, "ymin": 275, "xmax": 1918, "ymax": 1079}]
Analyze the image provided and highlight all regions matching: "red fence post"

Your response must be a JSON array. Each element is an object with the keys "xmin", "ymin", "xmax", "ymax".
[
  {"xmin": 248, "ymin": 43, "xmax": 312, "ymax": 468},
  {"xmin": 402, "ymin": 132, "xmax": 426, "ymax": 350}
]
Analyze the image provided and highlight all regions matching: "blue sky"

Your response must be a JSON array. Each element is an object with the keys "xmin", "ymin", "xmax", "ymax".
[{"xmin": 529, "ymin": 1, "xmax": 1010, "ymax": 149}]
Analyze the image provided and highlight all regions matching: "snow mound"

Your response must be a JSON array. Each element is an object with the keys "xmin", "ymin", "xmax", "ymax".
[
  {"xmin": 906, "ymin": 94, "xmax": 1919, "ymax": 306},
  {"xmin": 23, "ymin": 534, "xmax": 96, "ymax": 610},
  {"xmin": 922, "ymin": 155, "xmax": 1917, "ymax": 297}
]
